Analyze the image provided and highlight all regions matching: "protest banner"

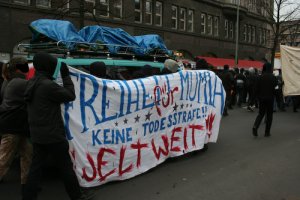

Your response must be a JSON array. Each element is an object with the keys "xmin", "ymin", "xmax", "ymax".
[
  {"xmin": 63, "ymin": 68, "xmax": 225, "ymax": 187},
  {"xmin": 281, "ymin": 45, "xmax": 300, "ymax": 96}
]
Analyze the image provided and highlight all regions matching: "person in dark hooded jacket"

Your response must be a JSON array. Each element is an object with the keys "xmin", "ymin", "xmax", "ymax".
[
  {"xmin": 252, "ymin": 63, "xmax": 278, "ymax": 137},
  {"xmin": 22, "ymin": 53, "xmax": 83, "ymax": 200}
]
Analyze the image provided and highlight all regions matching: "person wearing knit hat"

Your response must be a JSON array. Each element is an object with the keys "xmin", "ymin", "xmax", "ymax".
[
  {"xmin": 163, "ymin": 59, "xmax": 179, "ymax": 73},
  {"xmin": 23, "ymin": 53, "xmax": 84, "ymax": 200}
]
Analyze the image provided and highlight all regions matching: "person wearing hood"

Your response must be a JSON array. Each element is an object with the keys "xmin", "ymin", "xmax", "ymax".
[
  {"xmin": 0, "ymin": 57, "xmax": 32, "ymax": 188},
  {"xmin": 252, "ymin": 63, "xmax": 278, "ymax": 137},
  {"xmin": 22, "ymin": 53, "xmax": 83, "ymax": 200},
  {"xmin": 89, "ymin": 61, "xmax": 107, "ymax": 78}
]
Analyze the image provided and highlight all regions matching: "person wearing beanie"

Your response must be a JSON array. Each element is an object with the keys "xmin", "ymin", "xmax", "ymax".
[
  {"xmin": 0, "ymin": 57, "xmax": 32, "ymax": 188},
  {"xmin": 162, "ymin": 59, "xmax": 179, "ymax": 74},
  {"xmin": 22, "ymin": 53, "xmax": 84, "ymax": 200},
  {"xmin": 252, "ymin": 62, "xmax": 278, "ymax": 137}
]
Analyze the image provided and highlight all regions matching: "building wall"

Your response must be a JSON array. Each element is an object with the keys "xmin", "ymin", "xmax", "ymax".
[{"xmin": 0, "ymin": 0, "xmax": 273, "ymax": 61}]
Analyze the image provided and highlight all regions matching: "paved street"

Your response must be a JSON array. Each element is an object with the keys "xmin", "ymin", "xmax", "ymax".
[{"xmin": 1, "ymin": 106, "xmax": 300, "ymax": 200}]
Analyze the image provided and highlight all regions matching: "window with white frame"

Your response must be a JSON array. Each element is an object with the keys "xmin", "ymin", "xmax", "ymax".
[
  {"xmin": 13, "ymin": 0, "xmax": 30, "ymax": 5},
  {"xmin": 113, "ymin": 0, "xmax": 122, "ymax": 19},
  {"xmin": 179, "ymin": 8, "xmax": 186, "ymax": 31},
  {"xmin": 214, "ymin": 16, "xmax": 219, "ymax": 37},
  {"xmin": 99, "ymin": 0, "xmax": 109, "ymax": 17},
  {"xmin": 135, "ymin": 0, "xmax": 142, "ymax": 23},
  {"xmin": 145, "ymin": 0, "xmax": 152, "ymax": 25},
  {"xmin": 155, "ymin": 1, "xmax": 162, "ymax": 26},
  {"xmin": 267, "ymin": 29, "xmax": 270, "ymax": 46},
  {"xmin": 224, "ymin": 19, "xmax": 229, "ymax": 38},
  {"xmin": 187, "ymin": 9, "xmax": 194, "ymax": 32},
  {"xmin": 36, "ymin": 0, "xmax": 50, "ymax": 8},
  {"xmin": 85, "ymin": 0, "xmax": 96, "ymax": 16},
  {"xmin": 243, "ymin": 24, "xmax": 247, "ymax": 41},
  {"xmin": 207, "ymin": 15, "xmax": 213, "ymax": 35},
  {"xmin": 258, "ymin": 28, "xmax": 262, "ymax": 44},
  {"xmin": 201, "ymin": 13, "xmax": 206, "ymax": 34},
  {"xmin": 252, "ymin": 26, "xmax": 256, "ymax": 43},
  {"xmin": 171, "ymin": 5, "xmax": 178, "ymax": 29},
  {"xmin": 248, "ymin": 25, "xmax": 252, "ymax": 43},
  {"xmin": 229, "ymin": 21, "xmax": 234, "ymax": 39},
  {"xmin": 262, "ymin": 29, "xmax": 266, "ymax": 45}
]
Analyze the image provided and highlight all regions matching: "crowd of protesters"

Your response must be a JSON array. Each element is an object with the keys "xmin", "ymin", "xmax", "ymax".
[{"xmin": 0, "ymin": 54, "xmax": 299, "ymax": 200}]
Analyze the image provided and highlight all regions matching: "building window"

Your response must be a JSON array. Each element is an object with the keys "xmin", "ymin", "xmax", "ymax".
[
  {"xmin": 99, "ymin": 0, "xmax": 109, "ymax": 17},
  {"xmin": 229, "ymin": 21, "xmax": 234, "ymax": 39},
  {"xmin": 155, "ymin": 1, "xmax": 162, "ymax": 26},
  {"xmin": 171, "ymin": 5, "xmax": 178, "ymax": 29},
  {"xmin": 262, "ymin": 29, "xmax": 266, "ymax": 45},
  {"xmin": 224, "ymin": 19, "xmax": 229, "ymax": 38},
  {"xmin": 113, "ymin": 0, "xmax": 122, "ymax": 19},
  {"xmin": 145, "ymin": 0, "xmax": 152, "ymax": 25},
  {"xmin": 207, "ymin": 15, "xmax": 213, "ymax": 35},
  {"xmin": 267, "ymin": 29, "xmax": 270, "ymax": 46},
  {"xmin": 252, "ymin": 26, "xmax": 256, "ymax": 43},
  {"xmin": 243, "ymin": 24, "xmax": 247, "ymax": 41},
  {"xmin": 85, "ymin": 0, "xmax": 96, "ymax": 16},
  {"xmin": 13, "ymin": 0, "xmax": 30, "ymax": 5},
  {"xmin": 179, "ymin": 8, "xmax": 186, "ymax": 31},
  {"xmin": 248, "ymin": 25, "xmax": 252, "ymax": 43},
  {"xmin": 201, "ymin": 13, "xmax": 206, "ymax": 34},
  {"xmin": 214, "ymin": 16, "xmax": 219, "ymax": 37},
  {"xmin": 187, "ymin": 9, "xmax": 194, "ymax": 32},
  {"xmin": 258, "ymin": 28, "xmax": 262, "ymax": 44},
  {"xmin": 36, "ymin": 0, "xmax": 50, "ymax": 8}
]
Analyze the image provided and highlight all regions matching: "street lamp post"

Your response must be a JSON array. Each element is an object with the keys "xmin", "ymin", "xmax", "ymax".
[{"xmin": 235, "ymin": 0, "xmax": 240, "ymax": 67}]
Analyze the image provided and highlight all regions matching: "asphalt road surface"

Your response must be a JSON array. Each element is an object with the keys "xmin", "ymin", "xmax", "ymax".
[{"xmin": 1, "ymin": 106, "xmax": 300, "ymax": 200}]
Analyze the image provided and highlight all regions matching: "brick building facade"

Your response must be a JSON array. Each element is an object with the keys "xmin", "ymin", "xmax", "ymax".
[{"xmin": 0, "ymin": 0, "xmax": 273, "ymax": 62}]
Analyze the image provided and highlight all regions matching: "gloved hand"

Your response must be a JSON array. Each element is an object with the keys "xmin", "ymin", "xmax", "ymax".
[{"xmin": 60, "ymin": 62, "xmax": 69, "ymax": 78}]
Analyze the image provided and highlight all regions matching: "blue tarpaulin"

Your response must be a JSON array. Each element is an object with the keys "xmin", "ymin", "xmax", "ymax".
[
  {"xmin": 79, "ymin": 25, "xmax": 141, "ymax": 54},
  {"xmin": 134, "ymin": 35, "xmax": 169, "ymax": 55},
  {"xmin": 29, "ymin": 19, "xmax": 85, "ymax": 47},
  {"xmin": 28, "ymin": 19, "xmax": 170, "ymax": 55}
]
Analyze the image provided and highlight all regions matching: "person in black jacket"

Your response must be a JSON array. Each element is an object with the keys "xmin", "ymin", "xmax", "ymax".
[
  {"xmin": 252, "ymin": 63, "xmax": 278, "ymax": 137},
  {"xmin": 0, "ymin": 57, "xmax": 32, "ymax": 186},
  {"xmin": 220, "ymin": 65, "xmax": 234, "ymax": 116},
  {"xmin": 22, "ymin": 53, "xmax": 83, "ymax": 200}
]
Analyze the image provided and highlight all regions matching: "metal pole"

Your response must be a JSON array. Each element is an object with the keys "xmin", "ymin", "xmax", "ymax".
[{"xmin": 235, "ymin": 0, "xmax": 240, "ymax": 67}]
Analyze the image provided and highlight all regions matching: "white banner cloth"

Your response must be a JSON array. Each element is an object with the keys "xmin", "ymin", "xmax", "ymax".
[
  {"xmin": 63, "ymin": 68, "xmax": 225, "ymax": 187},
  {"xmin": 281, "ymin": 45, "xmax": 300, "ymax": 96}
]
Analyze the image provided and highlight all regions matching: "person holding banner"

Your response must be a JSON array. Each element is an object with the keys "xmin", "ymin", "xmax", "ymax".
[
  {"xmin": 22, "ymin": 53, "xmax": 84, "ymax": 200},
  {"xmin": 252, "ymin": 63, "xmax": 278, "ymax": 137}
]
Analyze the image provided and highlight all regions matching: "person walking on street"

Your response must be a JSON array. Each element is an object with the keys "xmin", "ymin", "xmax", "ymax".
[
  {"xmin": 235, "ymin": 68, "xmax": 246, "ymax": 107},
  {"xmin": 22, "ymin": 53, "xmax": 84, "ymax": 200},
  {"xmin": 220, "ymin": 65, "xmax": 234, "ymax": 116},
  {"xmin": 0, "ymin": 57, "xmax": 32, "ymax": 188},
  {"xmin": 252, "ymin": 63, "xmax": 278, "ymax": 137}
]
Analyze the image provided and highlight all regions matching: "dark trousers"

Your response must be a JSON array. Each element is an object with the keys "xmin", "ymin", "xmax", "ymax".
[
  {"xmin": 247, "ymin": 88, "xmax": 255, "ymax": 107},
  {"xmin": 223, "ymin": 89, "xmax": 231, "ymax": 115},
  {"xmin": 253, "ymin": 98, "xmax": 274, "ymax": 134},
  {"xmin": 236, "ymin": 87, "xmax": 244, "ymax": 106},
  {"xmin": 275, "ymin": 89, "xmax": 285, "ymax": 110},
  {"xmin": 22, "ymin": 141, "xmax": 81, "ymax": 200}
]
